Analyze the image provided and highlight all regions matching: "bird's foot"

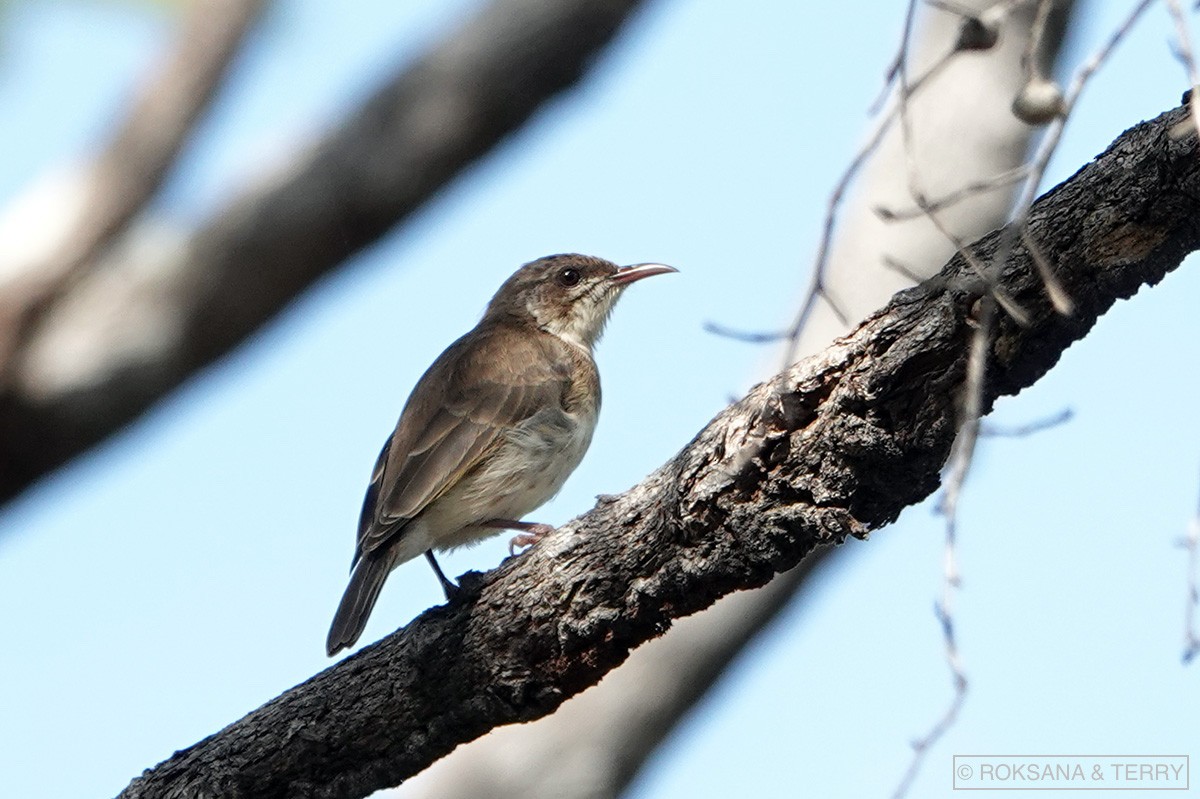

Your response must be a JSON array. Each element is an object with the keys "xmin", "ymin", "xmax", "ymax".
[
  {"xmin": 425, "ymin": 550, "xmax": 460, "ymax": 601},
  {"xmin": 482, "ymin": 518, "xmax": 555, "ymax": 556},
  {"xmin": 439, "ymin": 577, "xmax": 462, "ymax": 602},
  {"xmin": 507, "ymin": 530, "xmax": 545, "ymax": 556}
]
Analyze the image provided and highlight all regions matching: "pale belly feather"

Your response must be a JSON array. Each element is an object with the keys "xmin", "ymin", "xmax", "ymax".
[{"xmin": 414, "ymin": 403, "xmax": 598, "ymax": 552}]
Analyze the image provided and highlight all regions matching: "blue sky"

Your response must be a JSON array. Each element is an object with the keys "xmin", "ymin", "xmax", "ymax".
[{"xmin": 0, "ymin": 1, "xmax": 1197, "ymax": 797}]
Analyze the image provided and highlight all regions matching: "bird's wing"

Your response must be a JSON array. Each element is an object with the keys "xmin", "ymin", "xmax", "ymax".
[{"xmin": 353, "ymin": 327, "xmax": 573, "ymax": 562}]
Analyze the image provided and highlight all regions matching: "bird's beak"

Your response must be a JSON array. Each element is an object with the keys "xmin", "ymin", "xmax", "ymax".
[{"xmin": 611, "ymin": 263, "xmax": 679, "ymax": 285}]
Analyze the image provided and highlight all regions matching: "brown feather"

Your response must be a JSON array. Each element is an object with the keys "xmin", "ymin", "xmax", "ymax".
[{"xmin": 354, "ymin": 320, "xmax": 587, "ymax": 561}]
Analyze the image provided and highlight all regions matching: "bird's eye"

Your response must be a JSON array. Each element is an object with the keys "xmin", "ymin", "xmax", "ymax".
[{"xmin": 557, "ymin": 267, "xmax": 581, "ymax": 287}]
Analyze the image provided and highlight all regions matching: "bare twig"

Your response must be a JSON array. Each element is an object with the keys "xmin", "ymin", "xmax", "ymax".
[
  {"xmin": 1183, "ymin": 468, "xmax": 1200, "ymax": 664},
  {"xmin": 892, "ymin": 4, "xmax": 1164, "ymax": 794},
  {"xmin": 700, "ymin": 18, "xmax": 1084, "ymax": 791},
  {"xmin": 979, "ymin": 407, "xmax": 1073, "ymax": 437},
  {"xmin": 977, "ymin": 0, "xmax": 1151, "ymax": 348},
  {"xmin": 775, "ymin": 0, "xmax": 1055, "ymax": 366},
  {"xmin": 1164, "ymin": 0, "xmax": 1200, "ymax": 137},
  {"xmin": 888, "ymin": 6, "xmax": 1077, "ymax": 787},
  {"xmin": 774, "ymin": 0, "xmax": 966, "ymax": 362},
  {"xmin": 895, "ymin": 3, "xmax": 1033, "ymax": 326},
  {"xmin": 891, "ymin": 600, "xmax": 970, "ymax": 799},
  {"xmin": 700, "ymin": 321, "xmax": 790, "ymax": 344},
  {"xmin": 915, "ymin": 197, "xmax": 1032, "ymax": 324},
  {"xmin": 1022, "ymin": 0, "xmax": 1059, "ymax": 75},
  {"xmin": 875, "ymin": 166, "xmax": 1029, "ymax": 221},
  {"xmin": 1008, "ymin": 0, "xmax": 1156, "ymax": 229},
  {"xmin": 1021, "ymin": 230, "xmax": 1076, "ymax": 314},
  {"xmin": 892, "ymin": 296, "xmax": 993, "ymax": 799},
  {"xmin": 873, "ymin": 0, "xmax": 1152, "ymax": 336}
]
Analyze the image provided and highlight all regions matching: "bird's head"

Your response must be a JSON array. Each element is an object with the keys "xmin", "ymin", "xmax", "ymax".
[{"xmin": 485, "ymin": 254, "xmax": 677, "ymax": 350}]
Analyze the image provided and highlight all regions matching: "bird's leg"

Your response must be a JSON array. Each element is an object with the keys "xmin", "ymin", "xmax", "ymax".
[
  {"xmin": 481, "ymin": 518, "xmax": 556, "ymax": 556},
  {"xmin": 424, "ymin": 550, "xmax": 460, "ymax": 601}
]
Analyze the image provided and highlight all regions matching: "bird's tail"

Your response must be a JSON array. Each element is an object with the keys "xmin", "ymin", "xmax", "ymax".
[{"xmin": 326, "ymin": 554, "xmax": 391, "ymax": 656}]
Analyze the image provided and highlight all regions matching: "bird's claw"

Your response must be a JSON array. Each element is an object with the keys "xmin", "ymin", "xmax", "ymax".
[{"xmin": 507, "ymin": 523, "xmax": 554, "ymax": 556}]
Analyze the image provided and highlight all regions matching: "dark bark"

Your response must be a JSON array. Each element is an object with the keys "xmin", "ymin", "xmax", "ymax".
[
  {"xmin": 117, "ymin": 104, "xmax": 1200, "ymax": 799},
  {"xmin": 0, "ymin": 0, "xmax": 647, "ymax": 508}
]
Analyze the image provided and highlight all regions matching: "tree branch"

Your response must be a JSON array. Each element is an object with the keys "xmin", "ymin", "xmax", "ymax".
[
  {"xmin": 0, "ymin": 0, "xmax": 648, "ymax": 508},
  {"xmin": 0, "ymin": 0, "xmax": 268, "ymax": 372},
  {"xmin": 117, "ymin": 102, "xmax": 1200, "ymax": 799},
  {"xmin": 398, "ymin": 547, "xmax": 830, "ymax": 796},
  {"xmin": 398, "ymin": 546, "xmax": 833, "ymax": 799}
]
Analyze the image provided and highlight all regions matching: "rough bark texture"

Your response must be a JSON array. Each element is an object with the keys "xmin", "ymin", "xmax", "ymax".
[
  {"xmin": 117, "ymin": 103, "xmax": 1200, "ymax": 799},
  {"xmin": 395, "ymin": 551, "xmax": 830, "ymax": 799},
  {"xmin": 0, "ymin": 0, "xmax": 646, "ymax": 508}
]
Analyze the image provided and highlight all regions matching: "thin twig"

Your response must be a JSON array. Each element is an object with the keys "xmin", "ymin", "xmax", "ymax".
[
  {"xmin": 1022, "ymin": 0, "xmax": 1058, "ymax": 75},
  {"xmin": 1163, "ymin": 0, "xmax": 1200, "ymax": 138},
  {"xmin": 892, "ymin": 6, "xmax": 1160, "ymax": 794},
  {"xmin": 979, "ymin": 407, "xmax": 1073, "ymax": 437},
  {"xmin": 773, "ymin": 0, "xmax": 1036, "ymax": 362},
  {"xmin": 1008, "ymin": 0, "xmax": 1156, "ymax": 229},
  {"xmin": 886, "ymin": 7, "xmax": 987, "ymax": 794},
  {"xmin": 882, "ymin": 255, "xmax": 928, "ymax": 283},
  {"xmin": 1021, "ymin": 230, "xmax": 1076, "ymax": 314},
  {"xmin": 913, "ymin": 192, "xmax": 1032, "ymax": 325},
  {"xmin": 893, "ymin": 298, "xmax": 993, "ymax": 799},
  {"xmin": 973, "ymin": 0, "xmax": 1153, "ymax": 348},
  {"xmin": 700, "ymin": 322, "xmax": 790, "ymax": 344},
  {"xmin": 1183, "ymin": 467, "xmax": 1200, "ymax": 664},
  {"xmin": 778, "ymin": 0, "xmax": 964, "ymax": 366},
  {"xmin": 875, "ymin": 166, "xmax": 1030, "ymax": 221},
  {"xmin": 893, "ymin": 3, "xmax": 1029, "ymax": 328}
]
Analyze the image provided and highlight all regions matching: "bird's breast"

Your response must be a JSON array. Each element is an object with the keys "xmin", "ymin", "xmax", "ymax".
[
  {"xmin": 419, "ymin": 403, "xmax": 598, "ymax": 551},
  {"xmin": 489, "ymin": 402, "xmax": 597, "ymax": 507}
]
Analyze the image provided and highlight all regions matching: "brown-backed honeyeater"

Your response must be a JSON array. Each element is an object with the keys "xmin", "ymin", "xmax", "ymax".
[{"xmin": 326, "ymin": 254, "xmax": 676, "ymax": 655}]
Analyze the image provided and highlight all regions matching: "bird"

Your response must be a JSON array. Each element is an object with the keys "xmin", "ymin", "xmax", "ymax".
[{"xmin": 326, "ymin": 253, "xmax": 676, "ymax": 655}]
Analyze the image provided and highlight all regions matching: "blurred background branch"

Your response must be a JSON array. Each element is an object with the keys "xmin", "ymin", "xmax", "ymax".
[
  {"xmin": 0, "ymin": 0, "xmax": 268, "ymax": 377},
  {"xmin": 0, "ymin": 0, "xmax": 647, "ymax": 506}
]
